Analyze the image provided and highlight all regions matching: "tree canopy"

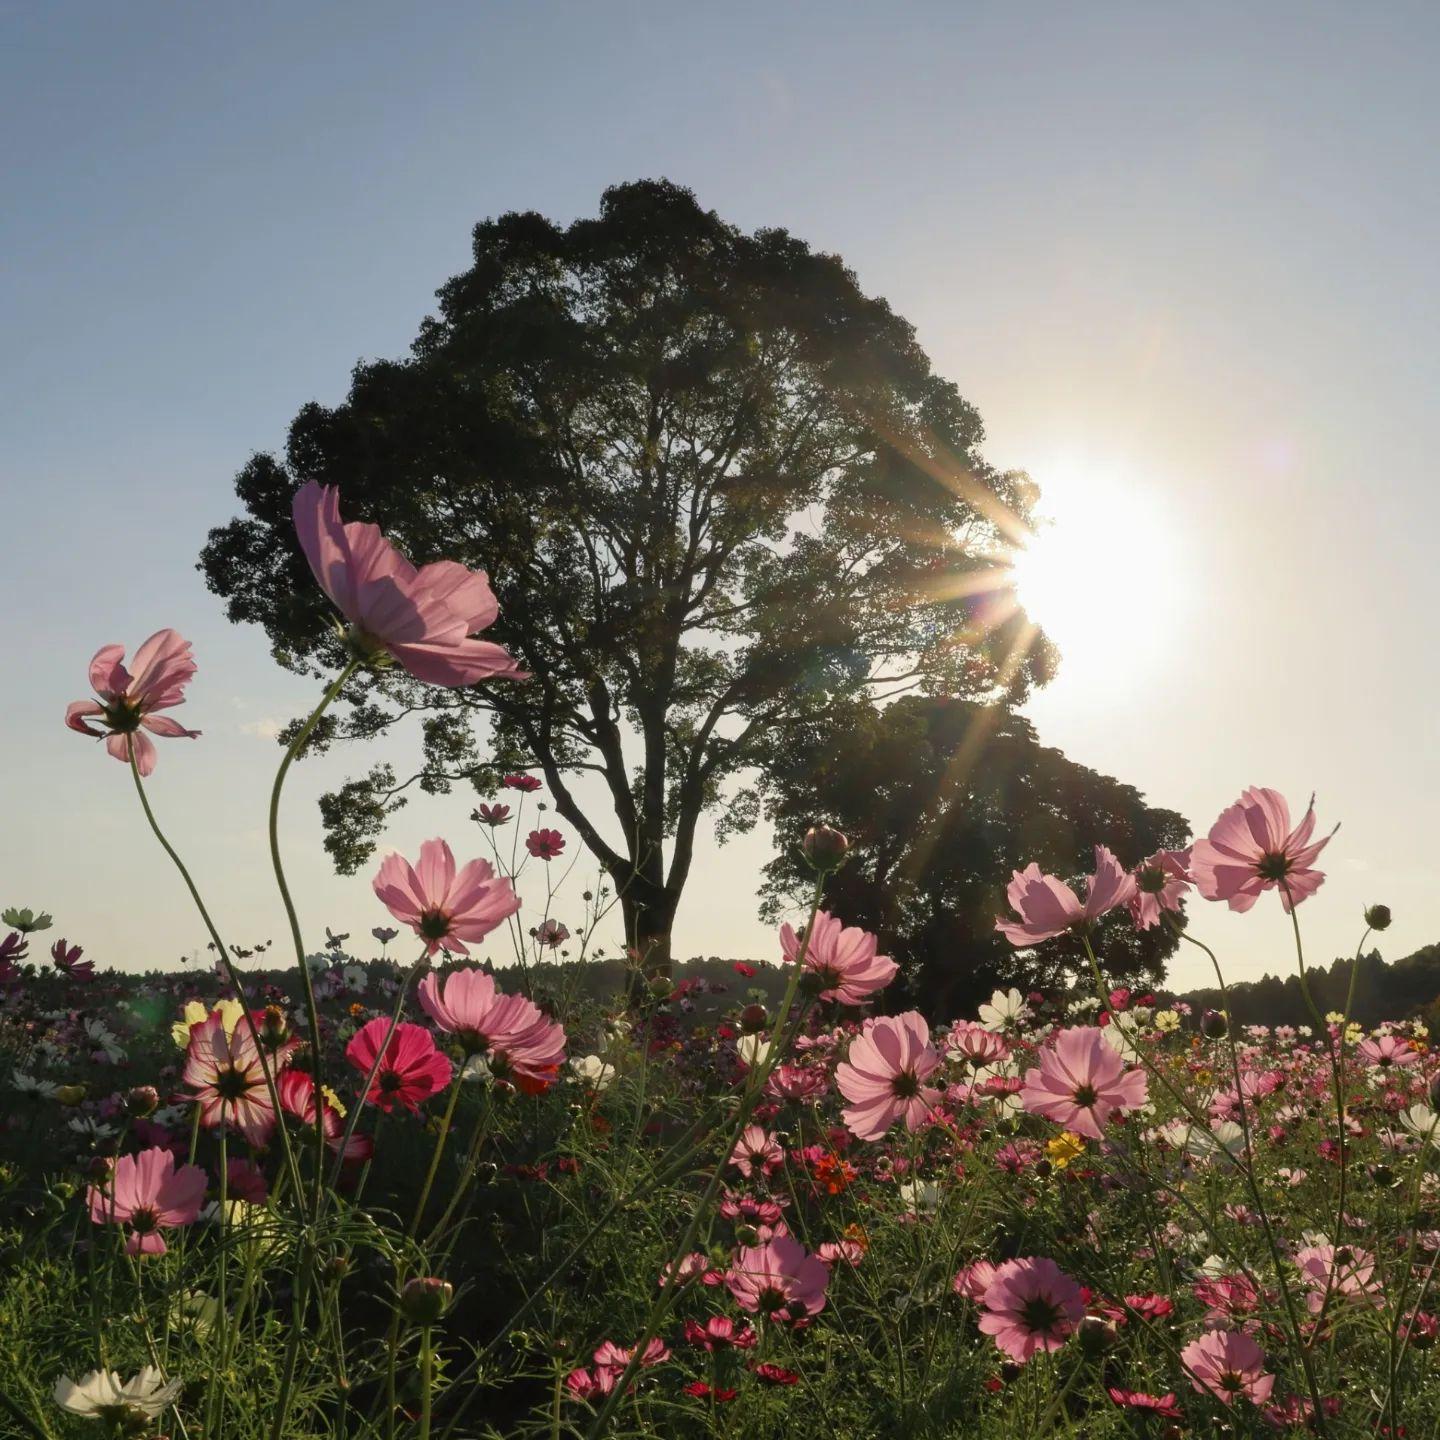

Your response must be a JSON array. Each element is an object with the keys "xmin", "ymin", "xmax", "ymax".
[
  {"xmin": 759, "ymin": 696, "xmax": 1189, "ymax": 1018},
  {"xmin": 201, "ymin": 179, "xmax": 1053, "ymax": 967}
]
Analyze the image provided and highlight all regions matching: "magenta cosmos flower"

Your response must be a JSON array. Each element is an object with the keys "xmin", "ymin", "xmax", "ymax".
[
  {"xmin": 1190, "ymin": 788, "xmax": 1334, "ymax": 913},
  {"xmin": 346, "ymin": 1018, "xmax": 453, "ymax": 1112},
  {"xmin": 728, "ymin": 1124, "xmax": 784, "ymax": 1179},
  {"xmin": 182, "ymin": 1011, "xmax": 278, "ymax": 1145},
  {"xmin": 66, "ymin": 630, "xmax": 200, "ymax": 776},
  {"xmin": 995, "ymin": 845, "xmax": 1137, "ymax": 946},
  {"xmin": 292, "ymin": 480, "xmax": 524, "ymax": 687},
  {"xmin": 1179, "ymin": 1328, "xmax": 1274, "ymax": 1405},
  {"xmin": 779, "ymin": 911, "xmax": 898, "ymax": 1005},
  {"xmin": 1128, "ymin": 848, "xmax": 1193, "ymax": 930},
  {"xmin": 1020, "ymin": 1025, "xmax": 1148, "ymax": 1140},
  {"xmin": 725, "ymin": 1235, "xmax": 830, "ymax": 1320},
  {"xmin": 978, "ymin": 1257, "xmax": 1085, "ymax": 1362},
  {"xmin": 373, "ymin": 838, "xmax": 521, "ymax": 956},
  {"xmin": 525, "ymin": 828, "xmax": 566, "ymax": 860},
  {"xmin": 88, "ymin": 1147, "xmax": 206, "ymax": 1256},
  {"xmin": 835, "ymin": 1011, "xmax": 942, "ymax": 1142},
  {"xmin": 417, "ymin": 966, "xmax": 566, "ymax": 1093}
]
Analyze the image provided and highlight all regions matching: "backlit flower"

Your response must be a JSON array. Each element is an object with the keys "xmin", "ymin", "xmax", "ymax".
[
  {"xmin": 779, "ymin": 911, "xmax": 897, "ymax": 1005},
  {"xmin": 979, "ymin": 1256, "xmax": 1085, "ymax": 1361},
  {"xmin": 373, "ymin": 838, "xmax": 521, "ymax": 956},
  {"xmin": 418, "ymin": 966, "xmax": 566, "ymax": 1092},
  {"xmin": 292, "ymin": 481, "xmax": 524, "ymax": 687},
  {"xmin": 87, "ymin": 1147, "xmax": 206, "ymax": 1256},
  {"xmin": 835, "ymin": 1011, "xmax": 942, "ymax": 1142},
  {"xmin": 345, "ymin": 1018, "xmax": 453, "ymax": 1113},
  {"xmin": 65, "ymin": 630, "xmax": 200, "ymax": 775},
  {"xmin": 54, "ymin": 1367, "xmax": 182, "ymax": 1422},
  {"xmin": 1179, "ymin": 1327, "xmax": 1274, "ymax": 1404},
  {"xmin": 996, "ymin": 846, "xmax": 1137, "ymax": 946},
  {"xmin": 182, "ymin": 1011, "xmax": 278, "ymax": 1144},
  {"xmin": 1190, "ymin": 788, "xmax": 1334, "ymax": 913},
  {"xmin": 1021, "ymin": 1026, "xmax": 1147, "ymax": 1141},
  {"xmin": 726, "ymin": 1235, "xmax": 829, "ymax": 1319},
  {"xmin": 1128, "ymin": 848, "xmax": 1192, "ymax": 930}
]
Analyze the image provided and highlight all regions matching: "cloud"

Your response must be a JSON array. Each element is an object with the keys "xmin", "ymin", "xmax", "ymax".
[{"xmin": 239, "ymin": 718, "xmax": 282, "ymax": 741}]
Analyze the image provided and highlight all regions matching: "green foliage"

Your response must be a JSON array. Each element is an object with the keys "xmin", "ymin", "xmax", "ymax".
[{"xmin": 759, "ymin": 695, "xmax": 1188, "ymax": 1017}]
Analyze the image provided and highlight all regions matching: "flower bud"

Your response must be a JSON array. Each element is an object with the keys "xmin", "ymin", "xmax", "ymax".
[
  {"xmin": 124, "ymin": 1085, "xmax": 159, "ymax": 1118},
  {"xmin": 647, "ymin": 974, "xmax": 674, "ymax": 1001},
  {"xmin": 802, "ymin": 825, "xmax": 849, "ymax": 871},
  {"xmin": 1364, "ymin": 904, "xmax": 1392, "ymax": 931},
  {"xmin": 398, "ymin": 1276, "xmax": 453, "ymax": 1327},
  {"xmin": 739, "ymin": 1004, "xmax": 769, "ymax": 1034},
  {"xmin": 1201, "ymin": 1009, "xmax": 1229, "ymax": 1040},
  {"xmin": 54, "ymin": 1084, "xmax": 87, "ymax": 1107},
  {"xmin": 1077, "ymin": 1314, "xmax": 1118, "ymax": 1357}
]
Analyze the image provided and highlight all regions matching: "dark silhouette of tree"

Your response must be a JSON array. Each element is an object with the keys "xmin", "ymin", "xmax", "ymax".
[
  {"xmin": 200, "ymin": 180, "xmax": 1053, "ymax": 970},
  {"xmin": 759, "ymin": 696, "xmax": 1188, "ymax": 1018},
  {"xmin": 1178, "ymin": 944, "xmax": 1440, "ymax": 1028}
]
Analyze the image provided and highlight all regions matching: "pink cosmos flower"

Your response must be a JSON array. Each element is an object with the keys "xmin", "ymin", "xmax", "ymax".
[
  {"xmin": 417, "ymin": 966, "xmax": 567, "ymax": 1093},
  {"xmin": 725, "ymin": 1235, "xmax": 830, "ymax": 1320},
  {"xmin": 728, "ymin": 1125, "xmax": 785, "ymax": 1179},
  {"xmin": 50, "ymin": 939, "xmax": 96, "ymax": 982},
  {"xmin": 683, "ymin": 1316, "xmax": 757, "ymax": 1351},
  {"xmin": 1107, "ymin": 1389, "xmax": 1183, "ymax": 1420},
  {"xmin": 292, "ymin": 481, "xmax": 524, "ymax": 687},
  {"xmin": 502, "ymin": 773, "xmax": 542, "ymax": 792},
  {"xmin": 88, "ymin": 1147, "xmax": 206, "ymax": 1256},
  {"xmin": 1179, "ymin": 1328, "xmax": 1274, "ymax": 1405},
  {"xmin": 765, "ymin": 1064, "xmax": 830, "ymax": 1102},
  {"xmin": 525, "ymin": 828, "xmax": 566, "ymax": 860},
  {"xmin": 277, "ymin": 1069, "xmax": 371, "ymax": 1161},
  {"xmin": 182, "ymin": 1011, "xmax": 278, "ymax": 1145},
  {"xmin": 1190, "ymin": 788, "xmax": 1334, "ymax": 913},
  {"xmin": 953, "ymin": 1259, "xmax": 1000, "ymax": 1302},
  {"xmin": 1127, "ymin": 848, "xmax": 1193, "ymax": 930},
  {"xmin": 835, "ymin": 1012, "xmax": 942, "ymax": 1142},
  {"xmin": 1293, "ymin": 1243, "xmax": 1383, "ymax": 1314},
  {"xmin": 345, "ymin": 1019, "xmax": 453, "ymax": 1113},
  {"xmin": 473, "ymin": 803, "xmax": 511, "ymax": 826},
  {"xmin": 779, "ymin": 911, "xmax": 898, "ymax": 1005},
  {"xmin": 1358, "ymin": 1034, "xmax": 1421, "ymax": 1071},
  {"xmin": 978, "ymin": 1257, "xmax": 1085, "ymax": 1362},
  {"xmin": 995, "ymin": 846, "xmax": 1137, "ymax": 946},
  {"xmin": 66, "ymin": 630, "xmax": 200, "ymax": 775},
  {"xmin": 373, "ymin": 838, "xmax": 521, "ymax": 956},
  {"xmin": 1020, "ymin": 1026, "xmax": 1148, "ymax": 1140}
]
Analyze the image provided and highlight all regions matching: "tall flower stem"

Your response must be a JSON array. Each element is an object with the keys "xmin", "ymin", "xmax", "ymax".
[
  {"xmin": 268, "ymin": 657, "xmax": 361, "ymax": 1214},
  {"xmin": 410, "ymin": 1079, "xmax": 463, "ymax": 1239},
  {"xmin": 126, "ymin": 745, "xmax": 303, "ymax": 1200}
]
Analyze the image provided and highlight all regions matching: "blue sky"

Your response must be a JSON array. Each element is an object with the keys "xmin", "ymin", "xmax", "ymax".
[{"xmin": 4, "ymin": 1, "xmax": 1438, "ymax": 990}]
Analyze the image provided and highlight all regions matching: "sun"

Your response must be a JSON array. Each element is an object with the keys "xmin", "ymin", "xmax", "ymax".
[{"xmin": 1006, "ymin": 459, "xmax": 1184, "ymax": 687}]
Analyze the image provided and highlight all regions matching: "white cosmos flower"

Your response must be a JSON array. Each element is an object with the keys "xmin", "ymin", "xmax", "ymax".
[
  {"xmin": 83, "ymin": 1019, "xmax": 125, "ymax": 1063},
  {"xmin": 1198, "ymin": 1254, "xmax": 1229, "ymax": 1279},
  {"xmin": 66, "ymin": 1116, "xmax": 116, "ymax": 1142},
  {"xmin": 343, "ymin": 964, "xmax": 369, "ymax": 993},
  {"xmin": 568, "ymin": 1054, "xmax": 615, "ymax": 1090},
  {"xmin": 1400, "ymin": 1104, "xmax": 1440, "ymax": 1146},
  {"xmin": 977, "ymin": 988, "xmax": 1028, "ymax": 1031},
  {"xmin": 734, "ymin": 1034, "xmax": 773, "ymax": 1068},
  {"xmin": 461, "ymin": 1055, "xmax": 494, "ymax": 1085},
  {"xmin": 1100, "ymin": 1017, "xmax": 1144, "ymax": 1064},
  {"xmin": 897, "ymin": 1179, "xmax": 942, "ymax": 1215},
  {"xmin": 53, "ymin": 1366, "xmax": 182, "ymax": 1420},
  {"xmin": 12, "ymin": 1070, "xmax": 57, "ymax": 1098}
]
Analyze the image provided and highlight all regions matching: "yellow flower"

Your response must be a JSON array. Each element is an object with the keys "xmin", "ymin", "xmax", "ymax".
[
  {"xmin": 1046, "ymin": 1132, "xmax": 1086, "ymax": 1169},
  {"xmin": 1154, "ymin": 1009, "xmax": 1181, "ymax": 1033},
  {"xmin": 171, "ymin": 998, "xmax": 243, "ymax": 1048}
]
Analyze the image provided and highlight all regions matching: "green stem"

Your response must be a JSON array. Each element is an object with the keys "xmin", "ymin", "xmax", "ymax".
[
  {"xmin": 418, "ymin": 1327, "xmax": 434, "ymax": 1440},
  {"xmin": 269, "ymin": 657, "xmax": 362, "ymax": 1216},
  {"xmin": 126, "ymin": 745, "xmax": 303, "ymax": 1201},
  {"xmin": 410, "ymin": 1078, "xmax": 463, "ymax": 1238}
]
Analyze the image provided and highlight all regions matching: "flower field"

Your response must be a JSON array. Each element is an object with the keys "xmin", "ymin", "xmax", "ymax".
[{"xmin": 3, "ymin": 483, "xmax": 1438, "ymax": 1440}]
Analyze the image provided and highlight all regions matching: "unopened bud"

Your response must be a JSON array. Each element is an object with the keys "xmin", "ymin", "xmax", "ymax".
[
  {"xmin": 647, "ymin": 974, "xmax": 674, "ymax": 1001},
  {"xmin": 802, "ymin": 825, "xmax": 849, "ymax": 871},
  {"xmin": 739, "ymin": 1004, "xmax": 768, "ymax": 1034},
  {"xmin": 124, "ymin": 1085, "xmax": 159, "ymax": 1118},
  {"xmin": 54, "ymin": 1084, "xmax": 87, "ymax": 1107},
  {"xmin": 1201, "ymin": 1009, "xmax": 1229, "ymax": 1040},
  {"xmin": 1364, "ymin": 904, "xmax": 1392, "ymax": 931},
  {"xmin": 1078, "ymin": 1314, "xmax": 1118, "ymax": 1357},
  {"xmin": 398, "ymin": 1276, "xmax": 453, "ymax": 1326}
]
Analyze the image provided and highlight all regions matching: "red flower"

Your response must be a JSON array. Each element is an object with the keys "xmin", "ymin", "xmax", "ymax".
[
  {"xmin": 51, "ymin": 940, "xmax": 95, "ymax": 981},
  {"xmin": 526, "ymin": 828, "xmax": 566, "ymax": 860},
  {"xmin": 473, "ymin": 803, "xmax": 512, "ymax": 826},
  {"xmin": 733, "ymin": 962, "xmax": 757, "ymax": 977},
  {"xmin": 345, "ymin": 1019, "xmax": 452, "ymax": 1113},
  {"xmin": 750, "ymin": 1363, "xmax": 800, "ymax": 1386},
  {"xmin": 1107, "ymin": 1388, "xmax": 1183, "ymax": 1419},
  {"xmin": 502, "ymin": 773, "xmax": 542, "ymax": 792}
]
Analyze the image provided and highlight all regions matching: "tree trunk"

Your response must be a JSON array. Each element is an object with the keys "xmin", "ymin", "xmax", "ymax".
[{"xmin": 620, "ymin": 887, "xmax": 678, "ymax": 979}]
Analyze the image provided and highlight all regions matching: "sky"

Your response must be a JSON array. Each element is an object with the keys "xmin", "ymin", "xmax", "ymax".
[{"xmin": 4, "ymin": 0, "xmax": 1439, "ymax": 994}]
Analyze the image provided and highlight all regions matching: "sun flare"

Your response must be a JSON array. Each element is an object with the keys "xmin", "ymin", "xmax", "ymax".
[{"xmin": 1007, "ymin": 460, "xmax": 1184, "ymax": 686}]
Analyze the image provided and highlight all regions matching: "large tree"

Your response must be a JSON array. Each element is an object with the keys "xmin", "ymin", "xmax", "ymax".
[
  {"xmin": 201, "ymin": 180, "xmax": 1053, "ymax": 968},
  {"xmin": 760, "ymin": 696, "xmax": 1189, "ymax": 1018}
]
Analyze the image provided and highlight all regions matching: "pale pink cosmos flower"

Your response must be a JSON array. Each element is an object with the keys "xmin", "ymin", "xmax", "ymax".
[
  {"xmin": 293, "ymin": 480, "xmax": 524, "ymax": 687},
  {"xmin": 995, "ymin": 846, "xmax": 1137, "ymax": 946},
  {"xmin": 417, "ymin": 966, "xmax": 566, "ymax": 1093},
  {"xmin": 1358, "ymin": 1034, "xmax": 1421, "ymax": 1072},
  {"xmin": 1190, "ymin": 788, "xmax": 1334, "ymax": 913},
  {"xmin": 374, "ymin": 838, "xmax": 521, "ymax": 956},
  {"xmin": 728, "ymin": 1124, "xmax": 785, "ymax": 1179},
  {"xmin": 978, "ymin": 1257, "xmax": 1085, "ymax": 1362},
  {"xmin": 88, "ymin": 1147, "xmax": 206, "ymax": 1255},
  {"xmin": 952, "ymin": 1258, "xmax": 1000, "ymax": 1302},
  {"xmin": 779, "ymin": 911, "xmax": 898, "ymax": 1005},
  {"xmin": 182, "ymin": 1011, "xmax": 277, "ymax": 1145},
  {"xmin": 835, "ymin": 1012, "xmax": 942, "ymax": 1142},
  {"xmin": 66, "ymin": 630, "xmax": 201, "ymax": 775},
  {"xmin": 1293, "ymin": 1243, "xmax": 1383, "ymax": 1314},
  {"xmin": 1127, "ymin": 848, "xmax": 1193, "ymax": 930},
  {"xmin": 1179, "ymin": 1328, "xmax": 1275, "ymax": 1405},
  {"xmin": 1020, "ymin": 1026, "xmax": 1148, "ymax": 1141},
  {"xmin": 725, "ymin": 1235, "xmax": 830, "ymax": 1320}
]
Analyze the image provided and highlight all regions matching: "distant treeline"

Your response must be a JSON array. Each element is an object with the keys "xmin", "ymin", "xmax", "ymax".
[{"xmin": 1172, "ymin": 943, "xmax": 1440, "ymax": 1028}]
